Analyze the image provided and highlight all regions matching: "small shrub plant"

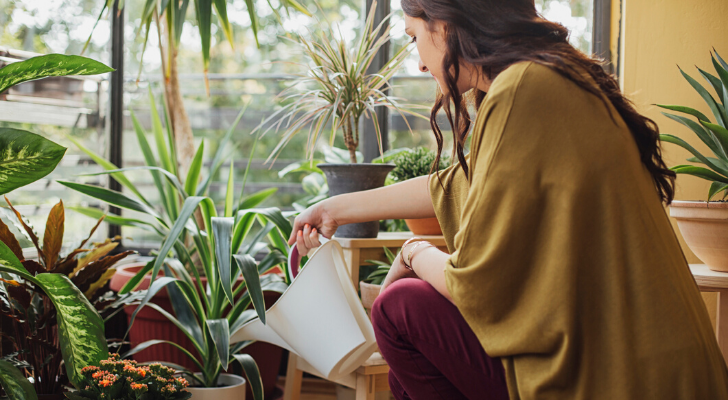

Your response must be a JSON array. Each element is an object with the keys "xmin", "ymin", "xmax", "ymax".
[{"xmin": 66, "ymin": 354, "xmax": 191, "ymax": 400}]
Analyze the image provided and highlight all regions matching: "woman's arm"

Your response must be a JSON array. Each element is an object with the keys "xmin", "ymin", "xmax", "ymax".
[
  {"xmin": 380, "ymin": 241, "xmax": 453, "ymax": 302},
  {"xmin": 288, "ymin": 175, "xmax": 435, "ymax": 245}
]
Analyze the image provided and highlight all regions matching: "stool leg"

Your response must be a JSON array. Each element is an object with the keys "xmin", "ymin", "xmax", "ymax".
[
  {"xmin": 356, "ymin": 374, "xmax": 375, "ymax": 400},
  {"xmin": 283, "ymin": 353, "xmax": 303, "ymax": 400}
]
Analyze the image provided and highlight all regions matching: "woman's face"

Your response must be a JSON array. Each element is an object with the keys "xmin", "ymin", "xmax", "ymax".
[{"xmin": 404, "ymin": 15, "xmax": 488, "ymax": 94}]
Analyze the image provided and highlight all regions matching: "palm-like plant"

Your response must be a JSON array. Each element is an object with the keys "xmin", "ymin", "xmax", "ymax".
[
  {"xmin": 658, "ymin": 50, "xmax": 728, "ymax": 200},
  {"xmin": 255, "ymin": 1, "xmax": 426, "ymax": 164}
]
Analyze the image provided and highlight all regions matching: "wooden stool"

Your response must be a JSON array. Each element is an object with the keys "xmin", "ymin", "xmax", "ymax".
[{"xmin": 283, "ymin": 352, "xmax": 390, "ymax": 400}]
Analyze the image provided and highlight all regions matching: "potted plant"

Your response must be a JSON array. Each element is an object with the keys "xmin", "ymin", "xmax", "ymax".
[
  {"xmin": 0, "ymin": 53, "xmax": 121, "ymax": 400},
  {"xmin": 388, "ymin": 147, "xmax": 451, "ymax": 235},
  {"xmin": 0, "ymin": 197, "xmax": 135, "ymax": 397},
  {"xmin": 659, "ymin": 49, "xmax": 728, "ymax": 272},
  {"xmin": 64, "ymin": 91, "xmax": 286, "ymax": 399},
  {"xmin": 66, "ymin": 354, "xmax": 191, "ymax": 400},
  {"xmin": 359, "ymin": 247, "xmax": 399, "ymax": 313},
  {"xmin": 62, "ymin": 123, "xmax": 296, "ymax": 399},
  {"xmin": 255, "ymin": 2, "xmax": 426, "ymax": 238}
]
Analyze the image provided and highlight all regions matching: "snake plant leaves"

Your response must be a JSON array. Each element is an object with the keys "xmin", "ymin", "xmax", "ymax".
[
  {"xmin": 0, "ymin": 360, "xmax": 37, "ymax": 400},
  {"xmin": 207, "ymin": 319, "xmax": 230, "ymax": 370},
  {"xmin": 661, "ymin": 134, "xmax": 728, "ymax": 178},
  {"xmin": 233, "ymin": 354, "xmax": 264, "ymax": 400},
  {"xmin": 0, "ymin": 128, "xmax": 67, "ymax": 195},
  {"xmin": 0, "ymin": 54, "xmax": 113, "ymax": 94},
  {"xmin": 234, "ymin": 254, "xmax": 266, "ymax": 324},
  {"xmin": 212, "ymin": 217, "xmax": 235, "ymax": 306}
]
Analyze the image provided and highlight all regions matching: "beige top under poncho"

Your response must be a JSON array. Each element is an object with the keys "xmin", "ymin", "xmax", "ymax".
[{"xmin": 430, "ymin": 61, "xmax": 728, "ymax": 399}]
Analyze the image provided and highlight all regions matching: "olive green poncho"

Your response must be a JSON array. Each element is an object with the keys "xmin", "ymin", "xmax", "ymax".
[{"xmin": 430, "ymin": 61, "xmax": 728, "ymax": 399}]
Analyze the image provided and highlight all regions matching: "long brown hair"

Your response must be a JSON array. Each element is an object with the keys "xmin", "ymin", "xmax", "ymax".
[{"xmin": 401, "ymin": 0, "xmax": 675, "ymax": 204}]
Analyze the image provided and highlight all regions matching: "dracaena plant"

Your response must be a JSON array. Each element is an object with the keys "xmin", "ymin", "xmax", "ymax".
[
  {"xmin": 59, "ymin": 98, "xmax": 294, "ymax": 398},
  {"xmin": 111, "ymin": 167, "xmax": 293, "ymax": 400},
  {"xmin": 254, "ymin": 1, "xmax": 426, "ymax": 164},
  {"xmin": 658, "ymin": 49, "xmax": 728, "ymax": 200},
  {"xmin": 0, "ymin": 197, "xmax": 135, "ymax": 395}
]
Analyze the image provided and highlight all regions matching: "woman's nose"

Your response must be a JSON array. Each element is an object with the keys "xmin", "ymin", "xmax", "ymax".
[{"xmin": 419, "ymin": 59, "xmax": 428, "ymax": 73}]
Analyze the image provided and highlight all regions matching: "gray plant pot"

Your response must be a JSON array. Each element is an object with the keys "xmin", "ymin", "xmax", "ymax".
[{"xmin": 318, "ymin": 163, "xmax": 395, "ymax": 238}]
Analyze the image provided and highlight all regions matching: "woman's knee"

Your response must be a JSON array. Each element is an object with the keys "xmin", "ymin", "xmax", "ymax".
[{"xmin": 371, "ymin": 278, "xmax": 441, "ymax": 334}]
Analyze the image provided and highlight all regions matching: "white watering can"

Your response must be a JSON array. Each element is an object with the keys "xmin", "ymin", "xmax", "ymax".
[{"xmin": 229, "ymin": 237, "xmax": 377, "ymax": 381}]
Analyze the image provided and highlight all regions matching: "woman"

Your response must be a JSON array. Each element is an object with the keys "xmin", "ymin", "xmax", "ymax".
[{"xmin": 288, "ymin": 0, "xmax": 728, "ymax": 398}]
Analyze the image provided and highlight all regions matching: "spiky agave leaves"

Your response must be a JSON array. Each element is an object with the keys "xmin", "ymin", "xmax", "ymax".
[{"xmin": 658, "ymin": 50, "xmax": 728, "ymax": 200}]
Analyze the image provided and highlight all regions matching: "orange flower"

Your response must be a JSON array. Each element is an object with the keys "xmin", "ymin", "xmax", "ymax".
[
  {"xmin": 99, "ymin": 379, "xmax": 112, "ymax": 387},
  {"xmin": 92, "ymin": 371, "xmax": 105, "ymax": 379}
]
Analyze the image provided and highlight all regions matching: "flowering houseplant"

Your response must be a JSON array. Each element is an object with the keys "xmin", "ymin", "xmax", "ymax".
[{"xmin": 66, "ymin": 354, "xmax": 191, "ymax": 400}]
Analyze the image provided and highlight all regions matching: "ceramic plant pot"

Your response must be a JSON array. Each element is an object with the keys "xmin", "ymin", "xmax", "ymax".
[
  {"xmin": 318, "ymin": 163, "xmax": 395, "ymax": 238},
  {"xmin": 185, "ymin": 373, "xmax": 246, "ymax": 400},
  {"xmin": 404, "ymin": 217, "xmax": 442, "ymax": 236},
  {"xmin": 359, "ymin": 281, "xmax": 382, "ymax": 312},
  {"xmin": 670, "ymin": 200, "xmax": 728, "ymax": 272}
]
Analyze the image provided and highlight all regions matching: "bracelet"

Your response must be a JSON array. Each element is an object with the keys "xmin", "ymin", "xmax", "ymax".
[
  {"xmin": 403, "ymin": 241, "xmax": 424, "ymax": 270},
  {"xmin": 409, "ymin": 243, "xmax": 434, "ymax": 271},
  {"xmin": 401, "ymin": 237, "xmax": 423, "ymax": 250}
]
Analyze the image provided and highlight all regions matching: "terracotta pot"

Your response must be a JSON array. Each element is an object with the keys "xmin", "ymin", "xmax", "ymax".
[
  {"xmin": 670, "ymin": 201, "xmax": 728, "ymax": 272},
  {"xmin": 109, "ymin": 263, "xmax": 284, "ymax": 400},
  {"xmin": 186, "ymin": 373, "xmax": 246, "ymax": 400},
  {"xmin": 359, "ymin": 282, "xmax": 382, "ymax": 311},
  {"xmin": 404, "ymin": 217, "xmax": 442, "ymax": 236}
]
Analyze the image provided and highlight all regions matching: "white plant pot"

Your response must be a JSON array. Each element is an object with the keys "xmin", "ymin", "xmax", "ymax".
[{"xmin": 185, "ymin": 373, "xmax": 246, "ymax": 400}]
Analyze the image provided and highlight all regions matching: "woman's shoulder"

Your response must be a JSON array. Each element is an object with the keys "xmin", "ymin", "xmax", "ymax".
[{"xmin": 487, "ymin": 60, "xmax": 591, "ymax": 107}]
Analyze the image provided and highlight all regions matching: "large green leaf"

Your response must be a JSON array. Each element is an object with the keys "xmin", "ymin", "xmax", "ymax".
[
  {"xmin": 0, "ymin": 54, "xmax": 113, "ymax": 93},
  {"xmin": 212, "ymin": 217, "xmax": 235, "ymax": 306},
  {"xmin": 162, "ymin": 264, "xmax": 205, "ymax": 346},
  {"xmin": 0, "ymin": 360, "xmax": 37, "ymax": 400},
  {"xmin": 206, "ymin": 319, "xmax": 230, "ymax": 370},
  {"xmin": 0, "ymin": 128, "xmax": 66, "ymax": 195},
  {"xmin": 185, "ymin": 141, "xmax": 205, "ymax": 196},
  {"xmin": 233, "ymin": 354, "xmax": 263, "ymax": 400},
  {"xmin": 234, "ymin": 254, "xmax": 266, "ymax": 324},
  {"xmin": 35, "ymin": 273, "xmax": 108, "ymax": 388},
  {"xmin": 0, "ymin": 241, "xmax": 107, "ymax": 389}
]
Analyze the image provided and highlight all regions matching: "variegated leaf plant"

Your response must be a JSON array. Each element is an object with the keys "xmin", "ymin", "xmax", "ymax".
[
  {"xmin": 0, "ymin": 197, "xmax": 134, "ymax": 395},
  {"xmin": 658, "ymin": 49, "xmax": 728, "ymax": 200},
  {"xmin": 0, "ymin": 54, "xmax": 113, "ymax": 195}
]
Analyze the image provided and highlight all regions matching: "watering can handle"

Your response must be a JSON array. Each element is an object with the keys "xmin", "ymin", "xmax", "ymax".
[{"xmin": 288, "ymin": 236, "xmax": 331, "ymax": 279}]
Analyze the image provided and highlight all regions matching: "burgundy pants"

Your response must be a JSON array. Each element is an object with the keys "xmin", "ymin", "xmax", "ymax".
[{"xmin": 371, "ymin": 278, "xmax": 509, "ymax": 400}]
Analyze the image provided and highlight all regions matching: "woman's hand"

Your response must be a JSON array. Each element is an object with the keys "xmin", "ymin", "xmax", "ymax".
[
  {"xmin": 380, "ymin": 252, "xmax": 418, "ymax": 293},
  {"xmin": 288, "ymin": 200, "xmax": 339, "ymax": 246},
  {"xmin": 295, "ymin": 223, "xmax": 323, "ymax": 260}
]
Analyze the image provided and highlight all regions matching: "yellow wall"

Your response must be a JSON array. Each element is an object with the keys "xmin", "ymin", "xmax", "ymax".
[{"xmin": 619, "ymin": 0, "xmax": 728, "ymax": 326}]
